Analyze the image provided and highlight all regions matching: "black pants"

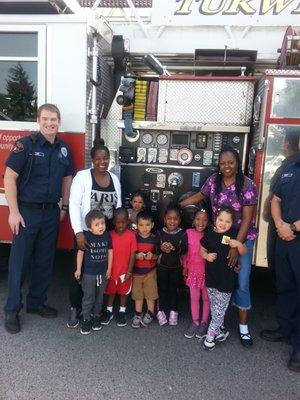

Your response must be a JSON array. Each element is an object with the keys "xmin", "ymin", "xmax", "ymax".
[
  {"xmin": 69, "ymin": 245, "xmax": 83, "ymax": 310},
  {"xmin": 275, "ymin": 236, "xmax": 300, "ymax": 352},
  {"xmin": 157, "ymin": 266, "xmax": 181, "ymax": 313}
]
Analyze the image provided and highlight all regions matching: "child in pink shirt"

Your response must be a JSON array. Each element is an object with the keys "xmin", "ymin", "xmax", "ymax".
[{"xmin": 181, "ymin": 209, "xmax": 210, "ymax": 339}]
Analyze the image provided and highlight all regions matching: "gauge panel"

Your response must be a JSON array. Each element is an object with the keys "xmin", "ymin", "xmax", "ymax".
[
  {"xmin": 142, "ymin": 133, "xmax": 153, "ymax": 145},
  {"xmin": 121, "ymin": 129, "xmax": 247, "ymax": 168},
  {"xmin": 156, "ymin": 133, "xmax": 168, "ymax": 146}
]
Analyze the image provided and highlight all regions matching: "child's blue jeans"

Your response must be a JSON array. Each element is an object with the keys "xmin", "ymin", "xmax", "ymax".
[{"xmin": 232, "ymin": 240, "xmax": 255, "ymax": 310}]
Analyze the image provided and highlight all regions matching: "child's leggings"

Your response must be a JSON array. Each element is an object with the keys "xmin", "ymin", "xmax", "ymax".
[
  {"xmin": 189, "ymin": 286, "xmax": 210, "ymax": 324},
  {"xmin": 207, "ymin": 287, "xmax": 231, "ymax": 336}
]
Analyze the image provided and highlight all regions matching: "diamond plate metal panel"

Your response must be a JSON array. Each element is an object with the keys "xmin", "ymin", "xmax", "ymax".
[
  {"xmin": 105, "ymin": 92, "xmax": 123, "ymax": 120},
  {"xmin": 265, "ymin": 69, "xmax": 300, "ymax": 76},
  {"xmin": 157, "ymin": 80, "xmax": 255, "ymax": 126},
  {"xmin": 100, "ymin": 92, "xmax": 123, "ymax": 154},
  {"xmin": 100, "ymin": 119, "xmax": 122, "ymax": 151},
  {"xmin": 251, "ymin": 77, "xmax": 268, "ymax": 148},
  {"xmin": 98, "ymin": 36, "xmax": 114, "ymax": 119},
  {"xmin": 85, "ymin": 33, "xmax": 94, "ymax": 167},
  {"xmin": 85, "ymin": 34, "xmax": 115, "ymax": 167}
]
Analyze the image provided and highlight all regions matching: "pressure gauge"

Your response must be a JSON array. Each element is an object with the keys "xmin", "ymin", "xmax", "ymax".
[
  {"xmin": 142, "ymin": 133, "xmax": 153, "ymax": 145},
  {"xmin": 156, "ymin": 133, "xmax": 168, "ymax": 146},
  {"xmin": 177, "ymin": 148, "xmax": 193, "ymax": 165}
]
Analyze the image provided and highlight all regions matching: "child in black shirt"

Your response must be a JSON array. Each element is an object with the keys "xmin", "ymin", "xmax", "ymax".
[
  {"xmin": 201, "ymin": 206, "xmax": 247, "ymax": 350},
  {"xmin": 75, "ymin": 210, "xmax": 112, "ymax": 335},
  {"xmin": 156, "ymin": 205, "xmax": 187, "ymax": 326}
]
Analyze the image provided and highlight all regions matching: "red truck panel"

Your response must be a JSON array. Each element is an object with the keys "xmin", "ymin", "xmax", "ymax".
[{"xmin": 0, "ymin": 130, "xmax": 85, "ymax": 250}]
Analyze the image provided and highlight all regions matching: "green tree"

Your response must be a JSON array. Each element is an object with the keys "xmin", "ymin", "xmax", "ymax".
[
  {"xmin": 0, "ymin": 93, "xmax": 10, "ymax": 120},
  {"xmin": 272, "ymin": 79, "xmax": 300, "ymax": 118},
  {"xmin": 6, "ymin": 62, "xmax": 37, "ymax": 121}
]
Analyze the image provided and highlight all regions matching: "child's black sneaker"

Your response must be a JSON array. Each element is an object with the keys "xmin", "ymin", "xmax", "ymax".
[
  {"xmin": 215, "ymin": 327, "xmax": 229, "ymax": 343},
  {"xmin": 67, "ymin": 307, "xmax": 79, "ymax": 329},
  {"xmin": 80, "ymin": 319, "xmax": 92, "ymax": 335},
  {"xmin": 184, "ymin": 322, "xmax": 198, "ymax": 339},
  {"xmin": 116, "ymin": 311, "xmax": 127, "ymax": 327},
  {"xmin": 100, "ymin": 311, "xmax": 114, "ymax": 326},
  {"xmin": 92, "ymin": 316, "xmax": 102, "ymax": 331},
  {"xmin": 195, "ymin": 322, "xmax": 208, "ymax": 339}
]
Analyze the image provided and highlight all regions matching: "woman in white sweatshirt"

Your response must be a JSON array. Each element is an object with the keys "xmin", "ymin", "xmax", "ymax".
[{"xmin": 67, "ymin": 138, "xmax": 122, "ymax": 328}]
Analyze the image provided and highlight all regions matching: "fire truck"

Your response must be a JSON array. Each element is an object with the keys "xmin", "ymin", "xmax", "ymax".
[{"xmin": 0, "ymin": 1, "xmax": 299, "ymax": 268}]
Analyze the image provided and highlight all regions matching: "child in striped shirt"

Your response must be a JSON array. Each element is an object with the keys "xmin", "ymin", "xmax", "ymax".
[{"xmin": 131, "ymin": 211, "xmax": 158, "ymax": 328}]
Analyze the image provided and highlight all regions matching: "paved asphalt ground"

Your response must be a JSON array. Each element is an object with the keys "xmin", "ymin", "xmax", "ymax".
[{"xmin": 0, "ymin": 245, "xmax": 299, "ymax": 400}]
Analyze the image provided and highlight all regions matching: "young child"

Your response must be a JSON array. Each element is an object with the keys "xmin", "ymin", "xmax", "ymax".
[
  {"xmin": 201, "ymin": 206, "xmax": 247, "ymax": 350},
  {"xmin": 101, "ymin": 207, "xmax": 137, "ymax": 327},
  {"xmin": 74, "ymin": 210, "xmax": 112, "ymax": 335},
  {"xmin": 156, "ymin": 204, "xmax": 188, "ymax": 326},
  {"xmin": 128, "ymin": 191, "xmax": 146, "ymax": 230},
  {"xmin": 131, "ymin": 211, "xmax": 158, "ymax": 328},
  {"xmin": 181, "ymin": 209, "xmax": 210, "ymax": 339}
]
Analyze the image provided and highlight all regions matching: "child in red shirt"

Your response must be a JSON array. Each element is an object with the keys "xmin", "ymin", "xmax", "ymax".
[{"xmin": 101, "ymin": 208, "xmax": 137, "ymax": 327}]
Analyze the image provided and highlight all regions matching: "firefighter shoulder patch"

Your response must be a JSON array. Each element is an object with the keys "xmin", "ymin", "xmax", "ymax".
[
  {"xmin": 12, "ymin": 141, "xmax": 25, "ymax": 153},
  {"xmin": 61, "ymin": 147, "xmax": 68, "ymax": 157}
]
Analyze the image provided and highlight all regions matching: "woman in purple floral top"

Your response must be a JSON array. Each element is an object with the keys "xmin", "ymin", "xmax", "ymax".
[{"xmin": 180, "ymin": 145, "xmax": 258, "ymax": 348}]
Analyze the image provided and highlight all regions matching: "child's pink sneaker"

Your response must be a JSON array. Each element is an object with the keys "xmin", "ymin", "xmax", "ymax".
[
  {"xmin": 169, "ymin": 310, "xmax": 178, "ymax": 326},
  {"xmin": 157, "ymin": 311, "xmax": 168, "ymax": 326}
]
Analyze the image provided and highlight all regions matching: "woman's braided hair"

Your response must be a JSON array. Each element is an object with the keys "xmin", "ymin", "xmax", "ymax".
[{"xmin": 215, "ymin": 145, "xmax": 245, "ymax": 200}]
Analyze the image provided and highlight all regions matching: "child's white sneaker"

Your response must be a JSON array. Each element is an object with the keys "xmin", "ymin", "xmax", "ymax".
[{"xmin": 203, "ymin": 334, "xmax": 216, "ymax": 351}]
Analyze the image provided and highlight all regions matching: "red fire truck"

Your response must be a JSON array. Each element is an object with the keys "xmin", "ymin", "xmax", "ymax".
[{"xmin": 0, "ymin": 4, "xmax": 299, "ymax": 268}]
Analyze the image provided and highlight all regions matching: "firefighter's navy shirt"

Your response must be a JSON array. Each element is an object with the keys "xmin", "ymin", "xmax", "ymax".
[
  {"xmin": 6, "ymin": 132, "xmax": 74, "ymax": 203},
  {"xmin": 269, "ymin": 151, "xmax": 300, "ymax": 193},
  {"xmin": 83, "ymin": 230, "xmax": 112, "ymax": 275},
  {"xmin": 273, "ymin": 155, "xmax": 300, "ymax": 224}
]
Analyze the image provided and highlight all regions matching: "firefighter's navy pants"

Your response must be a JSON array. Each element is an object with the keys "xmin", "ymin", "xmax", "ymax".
[
  {"xmin": 275, "ymin": 235, "xmax": 300, "ymax": 352},
  {"xmin": 4, "ymin": 205, "xmax": 60, "ymax": 315}
]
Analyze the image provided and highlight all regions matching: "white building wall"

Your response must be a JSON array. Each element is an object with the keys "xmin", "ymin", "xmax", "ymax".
[{"xmin": 46, "ymin": 22, "xmax": 87, "ymax": 132}]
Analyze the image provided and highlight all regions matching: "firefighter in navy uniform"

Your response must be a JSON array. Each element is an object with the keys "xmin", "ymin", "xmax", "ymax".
[
  {"xmin": 4, "ymin": 104, "xmax": 74, "ymax": 334},
  {"xmin": 261, "ymin": 139, "xmax": 300, "ymax": 373}
]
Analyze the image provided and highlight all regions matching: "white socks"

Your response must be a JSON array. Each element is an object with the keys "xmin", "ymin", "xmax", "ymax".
[
  {"xmin": 107, "ymin": 306, "xmax": 126, "ymax": 312},
  {"xmin": 239, "ymin": 324, "xmax": 250, "ymax": 339}
]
